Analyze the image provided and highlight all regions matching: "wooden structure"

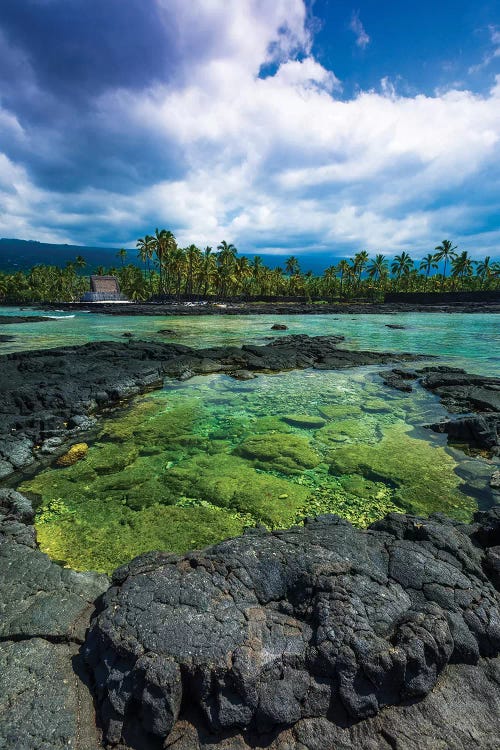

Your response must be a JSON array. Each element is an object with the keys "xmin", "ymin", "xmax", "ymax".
[{"xmin": 81, "ymin": 275, "xmax": 126, "ymax": 302}]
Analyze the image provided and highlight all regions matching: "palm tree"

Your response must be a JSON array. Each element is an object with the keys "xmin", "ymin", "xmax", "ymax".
[
  {"xmin": 475, "ymin": 256, "xmax": 493, "ymax": 289},
  {"xmin": 153, "ymin": 229, "xmax": 177, "ymax": 294},
  {"xmin": 170, "ymin": 246, "xmax": 186, "ymax": 298},
  {"xmin": 96, "ymin": 265, "xmax": 106, "ymax": 276},
  {"xmin": 201, "ymin": 246, "xmax": 216, "ymax": 296},
  {"xmin": 285, "ymin": 256, "xmax": 300, "ymax": 276},
  {"xmin": 367, "ymin": 254, "xmax": 388, "ymax": 282},
  {"xmin": 184, "ymin": 244, "xmax": 201, "ymax": 295},
  {"xmin": 250, "ymin": 255, "xmax": 264, "ymax": 286},
  {"xmin": 367, "ymin": 254, "xmax": 388, "ymax": 299},
  {"xmin": 75, "ymin": 255, "xmax": 86, "ymax": 270},
  {"xmin": 451, "ymin": 251, "xmax": 473, "ymax": 289},
  {"xmin": 336, "ymin": 259, "xmax": 350, "ymax": 300},
  {"xmin": 116, "ymin": 248, "xmax": 127, "ymax": 267},
  {"xmin": 136, "ymin": 235, "xmax": 155, "ymax": 287},
  {"xmin": 322, "ymin": 265, "xmax": 337, "ymax": 299},
  {"xmin": 434, "ymin": 240, "xmax": 457, "ymax": 281},
  {"xmin": 419, "ymin": 253, "xmax": 438, "ymax": 289},
  {"xmin": 353, "ymin": 250, "xmax": 370, "ymax": 291},
  {"xmin": 391, "ymin": 252, "xmax": 414, "ymax": 290},
  {"xmin": 232, "ymin": 256, "xmax": 249, "ymax": 293},
  {"xmin": 216, "ymin": 241, "xmax": 237, "ymax": 298}
]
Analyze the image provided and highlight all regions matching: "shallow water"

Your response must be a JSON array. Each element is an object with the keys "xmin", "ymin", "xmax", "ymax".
[
  {"xmin": 1, "ymin": 306, "xmax": 499, "ymax": 374},
  {"xmin": 4, "ymin": 306, "xmax": 499, "ymax": 572}
]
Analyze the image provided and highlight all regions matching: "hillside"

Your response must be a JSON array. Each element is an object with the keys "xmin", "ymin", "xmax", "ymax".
[{"xmin": 0, "ymin": 238, "xmax": 338, "ymax": 275}]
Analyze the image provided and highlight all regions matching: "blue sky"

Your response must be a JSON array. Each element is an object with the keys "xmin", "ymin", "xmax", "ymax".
[{"xmin": 0, "ymin": 0, "xmax": 499, "ymax": 260}]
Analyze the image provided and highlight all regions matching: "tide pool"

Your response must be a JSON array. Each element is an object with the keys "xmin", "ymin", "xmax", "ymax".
[
  {"xmin": 20, "ymin": 365, "xmax": 496, "ymax": 573},
  {"xmin": 5, "ymin": 306, "xmax": 499, "ymax": 573}
]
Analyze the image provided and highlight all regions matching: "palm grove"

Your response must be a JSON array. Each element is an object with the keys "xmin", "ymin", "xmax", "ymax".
[{"xmin": 0, "ymin": 233, "xmax": 498, "ymax": 303}]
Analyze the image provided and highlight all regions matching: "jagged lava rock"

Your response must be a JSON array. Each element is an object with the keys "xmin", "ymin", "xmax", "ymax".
[
  {"xmin": 0, "ymin": 488, "xmax": 109, "ymax": 750},
  {"xmin": 84, "ymin": 510, "xmax": 500, "ymax": 748}
]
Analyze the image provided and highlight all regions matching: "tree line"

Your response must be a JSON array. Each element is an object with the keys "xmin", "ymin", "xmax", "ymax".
[{"xmin": 0, "ymin": 234, "xmax": 498, "ymax": 303}]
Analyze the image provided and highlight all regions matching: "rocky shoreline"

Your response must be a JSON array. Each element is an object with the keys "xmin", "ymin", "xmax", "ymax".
[
  {"xmin": 382, "ymin": 366, "xmax": 500, "ymax": 456},
  {"xmin": 1, "ymin": 485, "xmax": 499, "ymax": 749},
  {"xmin": 0, "ymin": 334, "xmax": 421, "ymax": 482},
  {"xmin": 33, "ymin": 299, "xmax": 500, "ymax": 316}
]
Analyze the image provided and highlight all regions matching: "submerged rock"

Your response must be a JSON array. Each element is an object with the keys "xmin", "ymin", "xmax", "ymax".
[
  {"xmin": 282, "ymin": 414, "xmax": 327, "ymax": 429},
  {"xmin": 84, "ymin": 509, "xmax": 500, "ymax": 749},
  {"xmin": 271, "ymin": 323, "xmax": 288, "ymax": 330},
  {"xmin": 235, "ymin": 432, "xmax": 321, "ymax": 474}
]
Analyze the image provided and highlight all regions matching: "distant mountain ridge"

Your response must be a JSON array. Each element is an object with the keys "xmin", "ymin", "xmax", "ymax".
[
  {"xmin": 0, "ymin": 238, "xmax": 123, "ymax": 273},
  {"xmin": 0, "ymin": 238, "xmax": 341, "ymax": 274}
]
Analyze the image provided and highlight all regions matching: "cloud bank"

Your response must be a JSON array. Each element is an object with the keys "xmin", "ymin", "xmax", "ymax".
[{"xmin": 0, "ymin": 0, "xmax": 499, "ymax": 258}]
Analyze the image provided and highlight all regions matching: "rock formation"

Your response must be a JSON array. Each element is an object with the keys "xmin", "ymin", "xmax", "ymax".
[{"xmin": 85, "ymin": 510, "xmax": 500, "ymax": 749}]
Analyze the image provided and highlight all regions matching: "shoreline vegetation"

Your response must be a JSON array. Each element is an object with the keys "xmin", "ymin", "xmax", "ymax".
[{"xmin": 0, "ymin": 234, "xmax": 498, "ymax": 304}]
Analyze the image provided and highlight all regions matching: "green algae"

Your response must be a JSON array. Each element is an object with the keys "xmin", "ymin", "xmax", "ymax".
[
  {"xmin": 234, "ymin": 433, "xmax": 321, "ymax": 474},
  {"xmin": 328, "ymin": 421, "xmax": 475, "ymax": 520},
  {"xmin": 18, "ymin": 366, "xmax": 484, "ymax": 575},
  {"xmin": 163, "ymin": 453, "xmax": 311, "ymax": 525},
  {"xmin": 315, "ymin": 417, "xmax": 380, "ymax": 445},
  {"xmin": 295, "ymin": 476, "xmax": 402, "ymax": 528},
  {"xmin": 35, "ymin": 500, "xmax": 250, "ymax": 573},
  {"xmin": 318, "ymin": 404, "xmax": 362, "ymax": 420}
]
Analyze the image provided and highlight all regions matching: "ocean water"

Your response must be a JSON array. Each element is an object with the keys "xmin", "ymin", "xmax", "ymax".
[
  {"xmin": 1, "ymin": 306, "xmax": 499, "ymax": 374},
  {"xmin": 2, "ymin": 306, "xmax": 498, "ymax": 573}
]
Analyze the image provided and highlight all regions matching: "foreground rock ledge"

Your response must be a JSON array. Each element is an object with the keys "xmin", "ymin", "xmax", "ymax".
[{"xmin": 85, "ymin": 510, "xmax": 500, "ymax": 749}]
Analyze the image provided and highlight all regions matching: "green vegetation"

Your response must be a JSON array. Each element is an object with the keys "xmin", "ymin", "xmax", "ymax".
[
  {"xmin": 0, "ymin": 236, "xmax": 498, "ymax": 303},
  {"xmin": 234, "ymin": 432, "xmax": 321, "ymax": 474},
  {"xmin": 327, "ymin": 422, "xmax": 475, "ymax": 520}
]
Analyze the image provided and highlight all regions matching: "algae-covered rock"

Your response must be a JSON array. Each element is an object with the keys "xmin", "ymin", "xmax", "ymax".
[
  {"xmin": 249, "ymin": 416, "xmax": 294, "ymax": 434},
  {"xmin": 316, "ymin": 417, "xmax": 379, "ymax": 445},
  {"xmin": 56, "ymin": 442, "xmax": 88, "ymax": 466},
  {"xmin": 165, "ymin": 453, "xmax": 310, "ymax": 526},
  {"xmin": 234, "ymin": 433, "xmax": 321, "ymax": 475},
  {"xmin": 295, "ymin": 476, "xmax": 402, "ymax": 528},
  {"xmin": 328, "ymin": 422, "xmax": 476, "ymax": 520},
  {"xmin": 34, "ymin": 499, "xmax": 252, "ymax": 574},
  {"xmin": 361, "ymin": 398, "xmax": 394, "ymax": 414},
  {"xmin": 282, "ymin": 414, "xmax": 327, "ymax": 429},
  {"xmin": 318, "ymin": 404, "xmax": 362, "ymax": 420},
  {"xmin": 86, "ymin": 441, "xmax": 138, "ymax": 474}
]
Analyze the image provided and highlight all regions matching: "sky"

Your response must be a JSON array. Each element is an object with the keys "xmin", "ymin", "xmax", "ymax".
[{"xmin": 0, "ymin": 0, "xmax": 499, "ymax": 260}]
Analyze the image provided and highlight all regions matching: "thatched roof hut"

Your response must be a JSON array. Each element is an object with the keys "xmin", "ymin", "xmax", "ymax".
[{"xmin": 81, "ymin": 275, "xmax": 127, "ymax": 302}]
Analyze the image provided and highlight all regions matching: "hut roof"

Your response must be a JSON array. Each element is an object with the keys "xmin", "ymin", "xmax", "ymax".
[{"xmin": 89, "ymin": 275, "xmax": 121, "ymax": 294}]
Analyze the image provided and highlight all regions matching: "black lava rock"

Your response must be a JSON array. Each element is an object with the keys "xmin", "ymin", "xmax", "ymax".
[{"xmin": 85, "ymin": 510, "xmax": 500, "ymax": 748}]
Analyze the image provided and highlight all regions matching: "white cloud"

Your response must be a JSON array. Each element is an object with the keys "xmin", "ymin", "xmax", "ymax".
[
  {"xmin": 0, "ymin": 0, "xmax": 499, "ymax": 260},
  {"xmin": 468, "ymin": 25, "xmax": 500, "ymax": 74},
  {"xmin": 349, "ymin": 11, "xmax": 370, "ymax": 50}
]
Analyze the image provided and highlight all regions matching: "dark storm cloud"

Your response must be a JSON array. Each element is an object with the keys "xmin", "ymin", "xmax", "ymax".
[
  {"xmin": 0, "ymin": 0, "xmax": 188, "ymax": 193},
  {"xmin": 0, "ymin": 0, "xmax": 172, "ymax": 104}
]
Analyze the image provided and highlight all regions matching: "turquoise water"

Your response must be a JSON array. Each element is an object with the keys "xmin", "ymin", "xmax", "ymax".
[
  {"xmin": 3, "ymin": 305, "xmax": 498, "ymax": 572},
  {"xmin": 1, "ymin": 306, "xmax": 499, "ymax": 375}
]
